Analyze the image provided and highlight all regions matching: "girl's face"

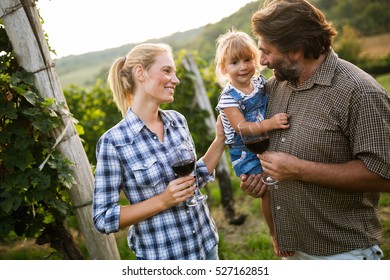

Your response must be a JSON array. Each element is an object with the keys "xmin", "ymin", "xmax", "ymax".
[
  {"xmin": 142, "ymin": 52, "xmax": 180, "ymax": 105},
  {"xmin": 222, "ymin": 54, "xmax": 257, "ymax": 89}
]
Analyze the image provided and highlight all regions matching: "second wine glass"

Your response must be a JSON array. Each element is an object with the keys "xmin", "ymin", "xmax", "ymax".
[{"xmin": 237, "ymin": 120, "xmax": 278, "ymax": 186}]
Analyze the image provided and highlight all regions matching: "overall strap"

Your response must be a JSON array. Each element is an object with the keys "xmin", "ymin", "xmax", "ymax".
[{"xmin": 223, "ymin": 87, "xmax": 246, "ymax": 113}]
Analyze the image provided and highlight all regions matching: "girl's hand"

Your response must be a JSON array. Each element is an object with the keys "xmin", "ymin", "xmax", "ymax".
[{"xmin": 270, "ymin": 113, "xmax": 290, "ymax": 130}]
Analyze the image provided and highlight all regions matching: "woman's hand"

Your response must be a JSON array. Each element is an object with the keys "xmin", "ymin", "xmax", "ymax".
[
  {"xmin": 119, "ymin": 176, "xmax": 195, "ymax": 228},
  {"xmin": 159, "ymin": 175, "xmax": 196, "ymax": 208}
]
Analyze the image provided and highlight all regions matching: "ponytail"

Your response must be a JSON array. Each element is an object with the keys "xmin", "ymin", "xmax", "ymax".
[{"xmin": 108, "ymin": 43, "xmax": 172, "ymax": 117}]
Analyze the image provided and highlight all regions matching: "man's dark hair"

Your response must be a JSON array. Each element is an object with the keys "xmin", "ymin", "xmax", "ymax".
[{"xmin": 252, "ymin": 0, "xmax": 337, "ymax": 59}]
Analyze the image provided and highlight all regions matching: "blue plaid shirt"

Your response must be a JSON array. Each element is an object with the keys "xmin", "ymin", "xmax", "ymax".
[{"xmin": 93, "ymin": 109, "xmax": 218, "ymax": 259}]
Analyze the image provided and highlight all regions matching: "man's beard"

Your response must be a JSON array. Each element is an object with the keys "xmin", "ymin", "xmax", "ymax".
[{"xmin": 272, "ymin": 56, "xmax": 301, "ymax": 85}]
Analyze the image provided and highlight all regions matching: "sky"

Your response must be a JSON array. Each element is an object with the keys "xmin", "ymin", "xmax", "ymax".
[{"xmin": 36, "ymin": 0, "xmax": 256, "ymax": 58}]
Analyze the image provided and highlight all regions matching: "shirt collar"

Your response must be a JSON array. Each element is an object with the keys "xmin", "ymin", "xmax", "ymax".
[
  {"xmin": 290, "ymin": 49, "xmax": 337, "ymax": 91},
  {"xmin": 313, "ymin": 49, "xmax": 338, "ymax": 86},
  {"xmin": 123, "ymin": 108, "xmax": 144, "ymax": 138},
  {"xmin": 122, "ymin": 108, "xmax": 178, "ymax": 139}
]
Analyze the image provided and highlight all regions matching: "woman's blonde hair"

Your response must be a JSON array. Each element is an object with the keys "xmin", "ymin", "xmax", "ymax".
[
  {"xmin": 214, "ymin": 28, "xmax": 260, "ymax": 87},
  {"xmin": 107, "ymin": 43, "xmax": 173, "ymax": 116}
]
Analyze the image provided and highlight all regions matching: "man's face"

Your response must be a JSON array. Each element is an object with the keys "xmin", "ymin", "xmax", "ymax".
[{"xmin": 258, "ymin": 39, "xmax": 301, "ymax": 84}]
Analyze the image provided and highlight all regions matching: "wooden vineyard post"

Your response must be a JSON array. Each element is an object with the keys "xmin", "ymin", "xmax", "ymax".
[{"xmin": 0, "ymin": 0, "xmax": 120, "ymax": 259}]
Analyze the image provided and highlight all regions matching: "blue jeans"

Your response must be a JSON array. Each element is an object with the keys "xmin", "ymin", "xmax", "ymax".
[
  {"xmin": 285, "ymin": 245, "xmax": 384, "ymax": 260},
  {"xmin": 206, "ymin": 245, "xmax": 219, "ymax": 260},
  {"xmin": 229, "ymin": 144, "xmax": 263, "ymax": 176},
  {"xmin": 136, "ymin": 245, "xmax": 219, "ymax": 260}
]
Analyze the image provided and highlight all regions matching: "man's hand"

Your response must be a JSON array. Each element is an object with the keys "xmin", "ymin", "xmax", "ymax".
[
  {"xmin": 258, "ymin": 151, "xmax": 299, "ymax": 182},
  {"xmin": 240, "ymin": 173, "xmax": 268, "ymax": 198}
]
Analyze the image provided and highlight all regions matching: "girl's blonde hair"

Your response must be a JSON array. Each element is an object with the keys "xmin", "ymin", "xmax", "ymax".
[
  {"xmin": 108, "ymin": 43, "xmax": 173, "ymax": 116},
  {"xmin": 214, "ymin": 28, "xmax": 260, "ymax": 87}
]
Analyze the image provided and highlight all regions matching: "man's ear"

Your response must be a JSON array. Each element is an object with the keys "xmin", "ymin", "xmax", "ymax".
[{"xmin": 289, "ymin": 48, "xmax": 303, "ymax": 60}]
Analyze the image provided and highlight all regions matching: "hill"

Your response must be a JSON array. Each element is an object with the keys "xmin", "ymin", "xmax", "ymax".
[
  {"xmin": 54, "ymin": 1, "xmax": 260, "ymax": 87},
  {"xmin": 54, "ymin": 0, "xmax": 390, "ymax": 87}
]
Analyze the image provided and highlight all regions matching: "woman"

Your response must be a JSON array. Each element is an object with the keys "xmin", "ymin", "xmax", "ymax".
[{"xmin": 93, "ymin": 43, "xmax": 226, "ymax": 260}]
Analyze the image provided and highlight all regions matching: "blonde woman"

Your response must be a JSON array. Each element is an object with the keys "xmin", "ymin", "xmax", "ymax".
[{"xmin": 93, "ymin": 43, "xmax": 225, "ymax": 260}]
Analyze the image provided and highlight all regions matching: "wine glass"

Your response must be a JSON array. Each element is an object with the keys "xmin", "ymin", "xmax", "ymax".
[
  {"xmin": 237, "ymin": 120, "xmax": 278, "ymax": 186},
  {"xmin": 171, "ymin": 139, "xmax": 207, "ymax": 207}
]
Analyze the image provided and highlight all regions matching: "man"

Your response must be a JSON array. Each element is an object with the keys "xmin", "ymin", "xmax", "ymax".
[{"xmin": 240, "ymin": 0, "xmax": 390, "ymax": 260}]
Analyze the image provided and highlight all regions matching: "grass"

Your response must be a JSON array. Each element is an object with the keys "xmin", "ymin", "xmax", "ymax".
[{"xmin": 377, "ymin": 73, "xmax": 390, "ymax": 91}]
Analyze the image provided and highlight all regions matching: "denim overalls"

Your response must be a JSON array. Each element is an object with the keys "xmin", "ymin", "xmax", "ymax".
[{"xmin": 225, "ymin": 86, "xmax": 269, "ymax": 177}]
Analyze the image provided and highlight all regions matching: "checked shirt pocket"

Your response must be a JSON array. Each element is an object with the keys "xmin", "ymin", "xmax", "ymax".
[{"xmin": 131, "ymin": 157, "xmax": 162, "ymax": 189}]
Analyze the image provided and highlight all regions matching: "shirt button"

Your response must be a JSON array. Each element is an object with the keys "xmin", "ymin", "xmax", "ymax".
[
  {"xmin": 276, "ymin": 206, "xmax": 281, "ymax": 210},
  {"xmin": 153, "ymin": 136, "xmax": 157, "ymax": 140},
  {"xmin": 274, "ymin": 185, "xmax": 278, "ymax": 189},
  {"xmin": 192, "ymin": 230, "xmax": 196, "ymax": 234},
  {"xmin": 281, "ymin": 137, "xmax": 286, "ymax": 143}
]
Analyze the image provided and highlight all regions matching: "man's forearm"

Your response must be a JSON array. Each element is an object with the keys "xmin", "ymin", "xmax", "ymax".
[{"xmin": 296, "ymin": 159, "xmax": 390, "ymax": 192}]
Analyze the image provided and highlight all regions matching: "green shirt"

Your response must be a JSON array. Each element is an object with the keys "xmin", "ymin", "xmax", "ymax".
[{"xmin": 266, "ymin": 50, "xmax": 390, "ymax": 256}]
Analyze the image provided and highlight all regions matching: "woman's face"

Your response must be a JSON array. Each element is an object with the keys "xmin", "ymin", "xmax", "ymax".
[{"xmin": 142, "ymin": 52, "xmax": 180, "ymax": 104}]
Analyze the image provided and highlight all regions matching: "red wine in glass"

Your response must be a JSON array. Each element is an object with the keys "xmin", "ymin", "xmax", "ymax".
[
  {"xmin": 245, "ymin": 138, "xmax": 270, "ymax": 154},
  {"xmin": 172, "ymin": 159, "xmax": 195, "ymax": 177},
  {"xmin": 238, "ymin": 120, "xmax": 278, "ymax": 186}
]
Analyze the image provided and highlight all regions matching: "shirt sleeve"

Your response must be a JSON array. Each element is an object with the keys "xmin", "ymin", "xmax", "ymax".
[
  {"xmin": 216, "ymin": 93, "xmax": 239, "ymax": 111},
  {"xmin": 351, "ymin": 90, "xmax": 390, "ymax": 179},
  {"xmin": 92, "ymin": 135, "xmax": 122, "ymax": 234},
  {"xmin": 196, "ymin": 157, "xmax": 216, "ymax": 188}
]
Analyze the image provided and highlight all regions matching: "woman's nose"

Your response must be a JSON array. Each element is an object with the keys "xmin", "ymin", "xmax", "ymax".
[{"xmin": 172, "ymin": 74, "xmax": 180, "ymax": 85}]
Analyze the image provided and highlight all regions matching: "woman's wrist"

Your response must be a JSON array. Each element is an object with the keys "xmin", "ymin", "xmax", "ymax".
[{"xmin": 214, "ymin": 134, "xmax": 226, "ymax": 145}]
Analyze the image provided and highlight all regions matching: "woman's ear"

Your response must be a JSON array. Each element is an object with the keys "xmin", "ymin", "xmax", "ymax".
[{"xmin": 134, "ymin": 64, "xmax": 145, "ymax": 82}]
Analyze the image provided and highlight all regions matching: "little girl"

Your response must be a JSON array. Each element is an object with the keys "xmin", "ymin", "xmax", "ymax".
[{"xmin": 215, "ymin": 28, "xmax": 291, "ymax": 257}]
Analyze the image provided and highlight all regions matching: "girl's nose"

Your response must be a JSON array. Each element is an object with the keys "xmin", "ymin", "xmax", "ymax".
[{"xmin": 239, "ymin": 60, "xmax": 247, "ymax": 69}]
